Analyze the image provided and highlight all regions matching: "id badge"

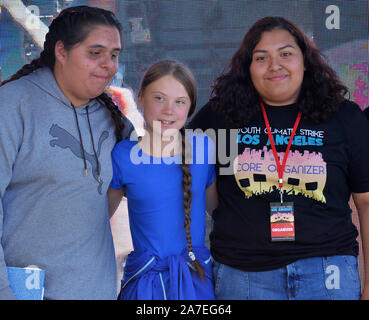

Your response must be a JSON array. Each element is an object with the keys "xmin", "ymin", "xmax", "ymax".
[{"xmin": 270, "ymin": 202, "xmax": 295, "ymax": 241}]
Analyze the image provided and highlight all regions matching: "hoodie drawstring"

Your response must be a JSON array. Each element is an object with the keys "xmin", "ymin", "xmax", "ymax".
[
  {"xmin": 86, "ymin": 106, "xmax": 101, "ymax": 182},
  {"xmin": 71, "ymin": 104, "xmax": 101, "ymax": 181}
]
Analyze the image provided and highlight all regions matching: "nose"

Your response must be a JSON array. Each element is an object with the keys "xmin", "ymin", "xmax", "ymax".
[
  {"xmin": 268, "ymin": 55, "xmax": 282, "ymax": 71},
  {"xmin": 100, "ymin": 54, "xmax": 116, "ymax": 71},
  {"xmin": 161, "ymin": 101, "xmax": 174, "ymax": 115}
]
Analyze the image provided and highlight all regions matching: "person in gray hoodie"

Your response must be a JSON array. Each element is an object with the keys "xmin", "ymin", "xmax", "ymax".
[{"xmin": 0, "ymin": 6, "xmax": 134, "ymax": 299}]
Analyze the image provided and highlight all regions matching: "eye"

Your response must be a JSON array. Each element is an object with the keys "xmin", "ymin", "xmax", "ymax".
[
  {"xmin": 111, "ymin": 52, "xmax": 120, "ymax": 60},
  {"xmin": 176, "ymin": 100, "xmax": 185, "ymax": 105},
  {"xmin": 90, "ymin": 51, "xmax": 100, "ymax": 56},
  {"xmin": 111, "ymin": 54, "xmax": 119, "ymax": 62},
  {"xmin": 154, "ymin": 96, "xmax": 164, "ymax": 102},
  {"xmin": 281, "ymin": 51, "xmax": 292, "ymax": 57},
  {"xmin": 254, "ymin": 55, "xmax": 267, "ymax": 62}
]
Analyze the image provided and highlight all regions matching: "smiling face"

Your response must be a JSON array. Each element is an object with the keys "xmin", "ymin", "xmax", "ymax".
[
  {"xmin": 249, "ymin": 28, "xmax": 305, "ymax": 106},
  {"xmin": 138, "ymin": 74, "xmax": 192, "ymax": 139},
  {"xmin": 54, "ymin": 25, "xmax": 121, "ymax": 106}
]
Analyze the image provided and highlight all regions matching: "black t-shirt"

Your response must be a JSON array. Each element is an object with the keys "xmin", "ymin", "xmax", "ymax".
[
  {"xmin": 188, "ymin": 100, "xmax": 369, "ymax": 271},
  {"xmin": 364, "ymin": 108, "xmax": 369, "ymax": 122}
]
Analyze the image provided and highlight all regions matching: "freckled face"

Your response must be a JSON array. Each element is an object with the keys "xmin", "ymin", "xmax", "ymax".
[
  {"xmin": 249, "ymin": 29, "xmax": 305, "ymax": 106},
  {"xmin": 138, "ymin": 75, "xmax": 192, "ymax": 138},
  {"xmin": 54, "ymin": 25, "xmax": 121, "ymax": 106}
]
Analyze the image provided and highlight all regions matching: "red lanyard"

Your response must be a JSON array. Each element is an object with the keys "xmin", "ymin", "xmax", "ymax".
[{"xmin": 260, "ymin": 101, "xmax": 302, "ymax": 195}]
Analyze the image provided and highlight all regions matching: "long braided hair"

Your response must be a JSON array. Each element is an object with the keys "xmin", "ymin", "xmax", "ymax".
[
  {"xmin": 0, "ymin": 6, "xmax": 125, "ymax": 141},
  {"xmin": 139, "ymin": 60, "xmax": 205, "ymax": 279}
]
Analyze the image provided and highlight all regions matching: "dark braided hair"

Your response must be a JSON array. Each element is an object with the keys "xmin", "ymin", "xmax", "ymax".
[
  {"xmin": 139, "ymin": 60, "xmax": 205, "ymax": 279},
  {"xmin": 0, "ymin": 5, "xmax": 125, "ymax": 141},
  {"xmin": 211, "ymin": 16, "xmax": 348, "ymax": 126},
  {"xmin": 180, "ymin": 127, "xmax": 205, "ymax": 280}
]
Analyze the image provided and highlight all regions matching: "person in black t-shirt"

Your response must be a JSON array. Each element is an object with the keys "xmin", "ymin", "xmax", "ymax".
[{"xmin": 188, "ymin": 16, "xmax": 369, "ymax": 300}]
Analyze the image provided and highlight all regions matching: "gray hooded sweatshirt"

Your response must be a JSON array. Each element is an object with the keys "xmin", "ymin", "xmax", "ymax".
[{"xmin": 0, "ymin": 67, "xmax": 133, "ymax": 299}]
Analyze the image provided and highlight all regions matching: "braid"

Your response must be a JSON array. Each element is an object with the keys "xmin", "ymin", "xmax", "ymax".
[
  {"xmin": 180, "ymin": 128, "xmax": 205, "ymax": 280},
  {"xmin": 0, "ymin": 58, "xmax": 44, "ymax": 87},
  {"xmin": 98, "ymin": 92, "xmax": 125, "ymax": 142}
]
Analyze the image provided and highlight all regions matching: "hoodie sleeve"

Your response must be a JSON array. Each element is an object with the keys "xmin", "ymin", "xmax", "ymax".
[{"xmin": 0, "ymin": 83, "xmax": 23, "ymax": 299}]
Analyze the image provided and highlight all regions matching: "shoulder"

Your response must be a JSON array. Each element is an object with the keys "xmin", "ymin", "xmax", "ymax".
[
  {"xmin": 335, "ymin": 100, "xmax": 367, "ymax": 123},
  {"xmin": 332, "ymin": 100, "xmax": 369, "ymax": 143},
  {"xmin": 338, "ymin": 100, "xmax": 361, "ymax": 113},
  {"xmin": 0, "ymin": 71, "xmax": 48, "ymax": 112},
  {"xmin": 0, "ymin": 68, "xmax": 48, "ymax": 93},
  {"xmin": 188, "ymin": 101, "xmax": 225, "ymax": 130},
  {"xmin": 193, "ymin": 102, "xmax": 214, "ymax": 117},
  {"xmin": 112, "ymin": 139, "xmax": 137, "ymax": 158},
  {"xmin": 113, "ymin": 138, "xmax": 136, "ymax": 151},
  {"xmin": 0, "ymin": 77, "xmax": 32, "ymax": 99},
  {"xmin": 364, "ymin": 108, "xmax": 369, "ymax": 121},
  {"xmin": 0, "ymin": 78, "xmax": 33, "ymax": 117}
]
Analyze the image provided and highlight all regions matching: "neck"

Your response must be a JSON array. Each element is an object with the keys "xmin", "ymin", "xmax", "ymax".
[{"xmin": 262, "ymin": 99, "xmax": 298, "ymax": 108}]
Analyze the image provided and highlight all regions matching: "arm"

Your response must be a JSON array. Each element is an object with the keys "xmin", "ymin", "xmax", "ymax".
[
  {"xmin": 0, "ymin": 217, "xmax": 16, "ymax": 299},
  {"xmin": 0, "ymin": 140, "xmax": 16, "ymax": 298},
  {"xmin": 0, "ymin": 82, "xmax": 25, "ymax": 299},
  {"xmin": 352, "ymin": 192, "xmax": 369, "ymax": 300},
  {"xmin": 107, "ymin": 187, "xmax": 125, "ymax": 218},
  {"xmin": 206, "ymin": 178, "xmax": 218, "ymax": 216},
  {"xmin": 0, "ymin": 199, "xmax": 16, "ymax": 299}
]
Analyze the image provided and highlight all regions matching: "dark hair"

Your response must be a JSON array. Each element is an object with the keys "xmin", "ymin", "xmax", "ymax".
[
  {"xmin": 139, "ymin": 60, "xmax": 204, "ymax": 279},
  {"xmin": 211, "ymin": 16, "xmax": 348, "ymax": 126},
  {"xmin": 0, "ymin": 5, "xmax": 125, "ymax": 141}
]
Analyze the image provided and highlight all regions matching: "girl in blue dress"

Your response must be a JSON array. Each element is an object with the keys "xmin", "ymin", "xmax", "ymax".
[{"xmin": 108, "ymin": 60, "xmax": 217, "ymax": 300}]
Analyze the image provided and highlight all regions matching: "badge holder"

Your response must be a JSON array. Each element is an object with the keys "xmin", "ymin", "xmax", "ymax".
[
  {"xmin": 270, "ymin": 190, "xmax": 295, "ymax": 241},
  {"xmin": 260, "ymin": 101, "xmax": 300, "ymax": 243}
]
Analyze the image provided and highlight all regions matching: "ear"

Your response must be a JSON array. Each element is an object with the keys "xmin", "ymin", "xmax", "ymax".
[
  {"xmin": 137, "ymin": 92, "xmax": 144, "ymax": 108},
  {"xmin": 54, "ymin": 40, "xmax": 68, "ymax": 65}
]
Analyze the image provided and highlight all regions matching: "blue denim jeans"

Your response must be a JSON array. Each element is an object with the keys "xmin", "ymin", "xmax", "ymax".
[{"xmin": 213, "ymin": 255, "xmax": 361, "ymax": 300}]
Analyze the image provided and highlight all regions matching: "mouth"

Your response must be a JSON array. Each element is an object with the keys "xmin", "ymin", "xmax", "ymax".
[
  {"xmin": 159, "ymin": 120, "xmax": 176, "ymax": 127},
  {"xmin": 267, "ymin": 74, "xmax": 288, "ymax": 81},
  {"xmin": 161, "ymin": 120, "xmax": 175, "ymax": 125},
  {"xmin": 93, "ymin": 75, "xmax": 110, "ymax": 81}
]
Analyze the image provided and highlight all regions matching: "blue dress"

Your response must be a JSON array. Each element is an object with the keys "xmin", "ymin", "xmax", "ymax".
[{"xmin": 110, "ymin": 133, "xmax": 215, "ymax": 300}]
